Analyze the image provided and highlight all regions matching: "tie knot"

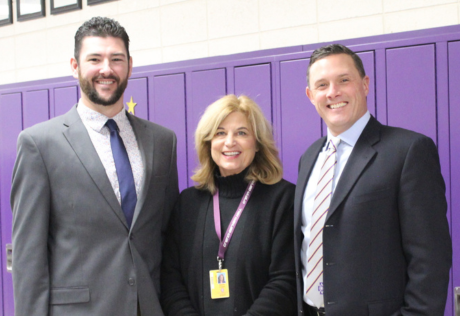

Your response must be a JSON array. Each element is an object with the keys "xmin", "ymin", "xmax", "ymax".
[
  {"xmin": 106, "ymin": 119, "xmax": 119, "ymax": 133},
  {"xmin": 329, "ymin": 137, "xmax": 340, "ymax": 152}
]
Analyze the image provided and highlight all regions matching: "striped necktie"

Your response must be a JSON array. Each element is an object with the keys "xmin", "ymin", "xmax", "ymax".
[{"xmin": 306, "ymin": 137, "xmax": 340, "ymax": 308}]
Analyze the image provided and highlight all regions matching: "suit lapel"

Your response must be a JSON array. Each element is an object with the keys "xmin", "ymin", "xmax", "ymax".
[
  {"xmin": 128, "ymin": 113, "xmax": 154, "ymax": 229},
  {"xmin": 326, "ymin": 117, "xmax": 381, "ymax": 221},
  {"xmin": 294, "ymin": 137, "xmax": 326, "ymax": 232},
  {"xmin": 62, "ymin": 105, "xmax": 129, "ymax": 228}
]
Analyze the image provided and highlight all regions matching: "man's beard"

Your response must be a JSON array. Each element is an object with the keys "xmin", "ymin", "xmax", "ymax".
[{"xmin": 79, "ymin": 73, "xmax": 128, "ymax": 106}]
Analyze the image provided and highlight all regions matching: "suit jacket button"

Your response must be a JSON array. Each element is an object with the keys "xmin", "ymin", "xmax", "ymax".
[
  {"xmin": 130, "ymin": 234, "xmax": 134, "ymax": 240},
  {"xmin": 128, "ymin": 278, "xmax": 135, "ymax": 286}
]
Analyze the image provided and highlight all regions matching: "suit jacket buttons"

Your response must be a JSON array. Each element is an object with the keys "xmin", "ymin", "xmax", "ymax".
[
  {"xmin": 128, "ymin": 278, "xmax": 135, "ymax": 286},
  {"xmin": 129, "ymin": 234, "xmax": 134, "ymax": 240}
]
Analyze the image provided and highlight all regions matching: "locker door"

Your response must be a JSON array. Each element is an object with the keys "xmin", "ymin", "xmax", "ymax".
[
  {"xmin": 124, "ymin": 77, "xmax": 148, "ymax": 120},
  {"xmin": 0, "ymin": 92, "xmax": 23, "ymax": 316},
  {"xmin": 448, "ymin": 40, "xmax": 460, "ymax": 316},
  {"xmin": 386, "ymin": 45, "xmax": 437, "ymax": 142},
  {"xmin": 152, "ymin": 73, "xmax": 187, "ymax": 191},
  {"xmin": 279, "ymin": 58, "xmax": 321, "ymax": 184},
  {"xmin": 234, "ymin": 63, "xmax": 272, "ymax": 122},
  {"xmin": 23, "ymin": 90, "xmax": 50, "ymax": 128},
  {"xmin": 187, "ymin": 69, "xmax": 227, "ymax": 181},
  {"xmin": 54, "ymin": 85, "xmax": 79, "ymax": 118},
  {"xmin": 357, "ymin": 51, "xmax": 376, "ymax": 118}
]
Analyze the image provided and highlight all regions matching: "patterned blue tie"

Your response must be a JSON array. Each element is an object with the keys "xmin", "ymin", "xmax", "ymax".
[{"xmin": 106, "ymin": 119, "xmax": 137, "ymax": 227}]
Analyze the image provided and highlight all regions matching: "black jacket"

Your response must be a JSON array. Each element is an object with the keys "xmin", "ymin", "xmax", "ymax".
[
  {"xmin": 294, "ymin": 117, "xmax": 452, "ymax": 316},
  {"xmin": 162, "ymin": 172, "xmax": 296, "ymax": 316}
]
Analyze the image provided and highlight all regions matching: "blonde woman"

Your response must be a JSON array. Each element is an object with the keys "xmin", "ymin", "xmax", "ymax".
[{"xmin": 161, "ymin": 95, "xmax": 296, "ymax": 316}]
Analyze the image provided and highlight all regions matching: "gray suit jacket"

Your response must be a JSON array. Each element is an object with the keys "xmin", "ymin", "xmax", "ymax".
[
  {"xmin": 294, "ymin": 117, "xmax": 452, "ymax": 316},
  {"xmin": 11, "ymin": 105, "xmax": 179, "ymax": 316}
]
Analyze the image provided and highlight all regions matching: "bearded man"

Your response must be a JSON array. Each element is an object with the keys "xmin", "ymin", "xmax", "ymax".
[{"xmin": 11, "ymin": 17, "xmax": 178, "ymax": 316}]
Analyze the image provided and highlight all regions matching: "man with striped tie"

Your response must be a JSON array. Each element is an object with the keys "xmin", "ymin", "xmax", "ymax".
[{"xmin": 294, "ymin": 44, "xmax": 451, "ymax": 316}]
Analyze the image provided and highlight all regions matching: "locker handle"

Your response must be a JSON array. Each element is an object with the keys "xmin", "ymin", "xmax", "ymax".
[
  {"xmin": 6, "ymin": 243, "xmax": 12, "ymax": 273},
  {"xmin": 456, "ymin": 287, "xmax": 460, "ymax": 316}
]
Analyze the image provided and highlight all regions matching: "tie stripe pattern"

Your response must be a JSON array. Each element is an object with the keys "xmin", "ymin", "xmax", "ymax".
[{"xmin": 306, "ymin": 137, "xmax": 340, "ymax": 308}]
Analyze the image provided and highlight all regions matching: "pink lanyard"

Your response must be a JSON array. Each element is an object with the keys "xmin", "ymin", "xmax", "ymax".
[{"xmin": 212, "ymin": 180, "xmax": 256, "ymax": 270}]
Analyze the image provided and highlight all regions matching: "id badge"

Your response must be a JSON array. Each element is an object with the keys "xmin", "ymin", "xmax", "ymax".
[{"xmin": 209, "ymin": 269, "xmax": 230, "ymax": 299}]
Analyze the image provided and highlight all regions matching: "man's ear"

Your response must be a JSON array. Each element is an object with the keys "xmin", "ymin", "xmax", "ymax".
[
  {"xmin": 70, "ymin": 57, "xmax": 79, "ymax": 79},
  {"xmin": 362, "ymin": 75, "xmax": 370, "ymax": 96},
  {"xmin": 306, "ymin": 86, "xmax": 315, "ymax": 105}
]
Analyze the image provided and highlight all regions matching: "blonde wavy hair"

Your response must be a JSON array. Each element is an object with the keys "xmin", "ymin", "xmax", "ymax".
[{"xmin": 191, "ymin": 95, "xmax": 283, "ymax": 194}]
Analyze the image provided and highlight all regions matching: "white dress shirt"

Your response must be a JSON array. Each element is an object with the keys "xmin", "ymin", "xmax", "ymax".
[
  {"xmin": 301, "ymin": 111, "xmax": 371, "ymax": 305},
  {"xmin": 77, "ymin": 100, "xmax": 144, "ymax": 204}
]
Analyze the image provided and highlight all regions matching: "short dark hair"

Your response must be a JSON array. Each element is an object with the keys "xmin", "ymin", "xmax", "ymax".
[
  {"xmin": 74, "ymin": 16, "xmax": 130, "ymax": 63},
  {"xmin": 307, "ymin": 44, "xmax": 366, "ymax": 86}
]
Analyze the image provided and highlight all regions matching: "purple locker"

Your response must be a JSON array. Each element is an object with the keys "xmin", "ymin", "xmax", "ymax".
[
  {"xmin": 234, "ymin": 64, "xmax": 272, "ymax": 122},
  {"xmin": 152, "ymin": 73, "xmax": 188, "ymax": 191},
  {"xmin": 435, "ymin": 41, "xmax": 452, "ymax": 316},
  {"xmin": 124, "ymin": 77, "xmax": 148, "ymax": 120},
  {"xmin": 279, "ymin": 58, "xmax": 321, "ymax": 184},
  {"xmin": 187, "ymin": 69, "xmax": 227, "ymax": 182},
  {"xmin": 23, "ymin": 90, "xmax": 49, "ymax": 129},
  {"xmin": 357, "ymin": 51, "xmax": 376, "ymax": 118},
  {"xmin": 0, "ymin": 93, "xmax": 23, "ymax": 316},
  {"xmin": 53, "ymin": 86, "xmax": 79, "ymax": 118},
  {"xmin": 375, "ymin": 49, "xmax": 388, "ymax": 125},
  {"xmin": 386, "ymin": 45, "xmax": 437, "ymax": 143},
  {"xmin": 448, "ymin": 40, "xmax": 460, "ymax": 316}
]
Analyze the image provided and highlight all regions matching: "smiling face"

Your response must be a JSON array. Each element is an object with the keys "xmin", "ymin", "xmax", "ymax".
[
  {"xmin": 211, "ymin": 111, "xmax": 258, "ymax": 177},
  {"xmin": 71, "ymin": 36, "xmax": 132, "ymax": 116},
  {"xmin": 306, "ymin": 53, "xmax": 369, "ymax": 136}
]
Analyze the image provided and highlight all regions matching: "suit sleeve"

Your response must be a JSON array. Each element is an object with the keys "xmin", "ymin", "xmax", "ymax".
[
  {"xmin": 398, "ymin": 136, "xmax": 452, "ymax": 316},
  {"xmin": 11, "ymin": 131, "xmax": 51, "ymax": 316},
  {"xmin": 161, "ymin": 197, "xmax": 200, "ymax": 316},
  {"xmin": 162, "ymin": 132, "xmax": 180, "ymax": 246}
]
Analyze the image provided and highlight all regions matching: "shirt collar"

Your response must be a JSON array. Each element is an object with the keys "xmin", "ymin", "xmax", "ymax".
[
  {"xmin": 327, "ymin": 111, "xmax": 371, "ymax": 147},
  {"xmin": 77, "ymin": 99, "xmax": 128, "ymax": 133}
]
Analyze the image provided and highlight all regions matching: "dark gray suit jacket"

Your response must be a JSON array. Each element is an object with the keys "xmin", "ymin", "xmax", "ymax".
[
  {"xmin": 294, "ymin": 116, "xmax": 452, "ymax": 316},
  {"xmin": 11, "ymin": 105, "xmax": 179, "ymax": 316}
]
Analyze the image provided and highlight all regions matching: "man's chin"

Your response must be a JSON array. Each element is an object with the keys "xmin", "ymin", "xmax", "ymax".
[
  {"xmin": 87, "ymin": 92, "xmax": 123, "ymax": 107},
  {"xmin": 100, "ymin": 99, "xmax": 122, "ymax": 107}
]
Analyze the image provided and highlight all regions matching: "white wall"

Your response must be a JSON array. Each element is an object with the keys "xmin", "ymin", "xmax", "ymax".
[{"xmin": 1, "ymin": 0, "xmax": 459, "ymax": 85}]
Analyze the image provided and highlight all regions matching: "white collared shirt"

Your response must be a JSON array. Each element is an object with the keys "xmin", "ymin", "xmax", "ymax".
[
  {"xmin": 301, "ymin": 111, "xmax": 371, "ymax": 305},
  {"xmin": 77, "ymin": 100, "xmax": 144, "ymax": 204}
]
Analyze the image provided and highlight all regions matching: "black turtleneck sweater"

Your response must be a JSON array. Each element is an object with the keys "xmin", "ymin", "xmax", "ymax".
[{"xmin": 161, "ymin": 171, "xmax": 296, "ymax": 316}]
